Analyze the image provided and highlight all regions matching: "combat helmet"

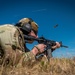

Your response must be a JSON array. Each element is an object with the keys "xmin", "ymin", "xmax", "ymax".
[{"xmin": 16, "ymin": 18, "xmax": 38, "ymax": 35}]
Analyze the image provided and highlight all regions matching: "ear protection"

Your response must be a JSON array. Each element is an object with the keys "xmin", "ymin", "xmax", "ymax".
[
  {"xmin": 21, "ymin": 23, "xmax": 32, "ymax": 33},
  {"xmin": 21, "ymin": 18, "xmax": 34, "ymax": 33},
  {"xmin": 15, "ymin": 18, "xmax": 34, "ymax": 34}
]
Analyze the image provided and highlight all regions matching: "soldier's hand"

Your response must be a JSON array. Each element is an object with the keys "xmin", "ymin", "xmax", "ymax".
[
  {"xmin": 52, "ymin": 42, "xmax": 61, "ymax": 49},
  {"xmin": 31, "ymin": 44, "xmax": 46, "ymax": 55}
]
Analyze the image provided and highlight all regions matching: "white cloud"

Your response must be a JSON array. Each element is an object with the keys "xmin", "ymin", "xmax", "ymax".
[{"xmin": 32, "ymin": 9, "xmax": 47, "ymax": 12}]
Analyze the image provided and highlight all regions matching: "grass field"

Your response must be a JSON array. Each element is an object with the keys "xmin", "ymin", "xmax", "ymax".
[{"xmin": 0, "ymin": 57, "xmax": 75, "ymax": 75}]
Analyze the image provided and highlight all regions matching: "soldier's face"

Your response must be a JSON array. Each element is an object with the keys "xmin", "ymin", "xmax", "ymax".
[{"xmin": 28, "ymin": 30, "xmax": 38, "ymax": 38}]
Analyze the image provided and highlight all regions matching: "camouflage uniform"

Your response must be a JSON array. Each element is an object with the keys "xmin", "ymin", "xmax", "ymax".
[
  {"xmin": 0, "ymin": 25, "xmax": 37, "ymax": 66},
  {"xmin": 0, "ymin": 18, "xmax": 38, "ymax": 66}
]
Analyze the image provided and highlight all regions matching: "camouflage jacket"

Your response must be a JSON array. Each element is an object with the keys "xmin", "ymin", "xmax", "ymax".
[
  {"xmin": 0, "ymin": 24, "xmax": 38, "ymax": 66},
  {"xmin": 0, "ymin": 24, "xmax": 25, "ymax": 65},
  {"xmin": 0, "ymin": 24, "xmax": 25, "ymax": 52}
]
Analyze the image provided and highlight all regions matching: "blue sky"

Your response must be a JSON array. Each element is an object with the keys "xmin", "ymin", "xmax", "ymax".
[{"xmin": 0, "ymin": 0, "xmax": 75, "ymax": 58}]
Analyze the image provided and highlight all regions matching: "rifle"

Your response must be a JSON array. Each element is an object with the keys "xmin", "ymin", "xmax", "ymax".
[{"xmin": 24, "ymin": 35, "xmax": 68, "ymax": 61}]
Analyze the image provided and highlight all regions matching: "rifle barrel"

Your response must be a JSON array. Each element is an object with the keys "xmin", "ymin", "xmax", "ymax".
[{"xmin": 61, "ymin": 45, "xmax": 68, "ymax": 48}]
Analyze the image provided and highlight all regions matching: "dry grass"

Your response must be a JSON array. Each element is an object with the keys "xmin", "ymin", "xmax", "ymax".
[{"xmin": 0, "ymin": 57, "xmax": 75, "ymax": 75}]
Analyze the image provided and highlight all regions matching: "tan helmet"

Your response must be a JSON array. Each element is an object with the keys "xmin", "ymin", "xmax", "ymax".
[{"xmin": 18, "ymin": 18, "xmax": 38, "ymax": 35}]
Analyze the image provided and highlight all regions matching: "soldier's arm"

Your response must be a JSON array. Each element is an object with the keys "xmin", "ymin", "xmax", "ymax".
[
  {"xmin": 22, "ymin": 46, "xmax": 38, "ymax": 63},
  {"xmin": 22, "ymin": 44, "xmax": 46, "ymax": 65}
]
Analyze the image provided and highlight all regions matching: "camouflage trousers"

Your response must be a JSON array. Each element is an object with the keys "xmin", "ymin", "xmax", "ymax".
[{"xmin": 0, "ymin": 45, "xmax": 24, "ymax": 66}]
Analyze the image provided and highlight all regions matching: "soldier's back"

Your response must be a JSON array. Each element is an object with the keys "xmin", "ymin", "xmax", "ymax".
[{"xmin": 0, "ymin": 24, "xmax": 23, "ymax": 65}]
